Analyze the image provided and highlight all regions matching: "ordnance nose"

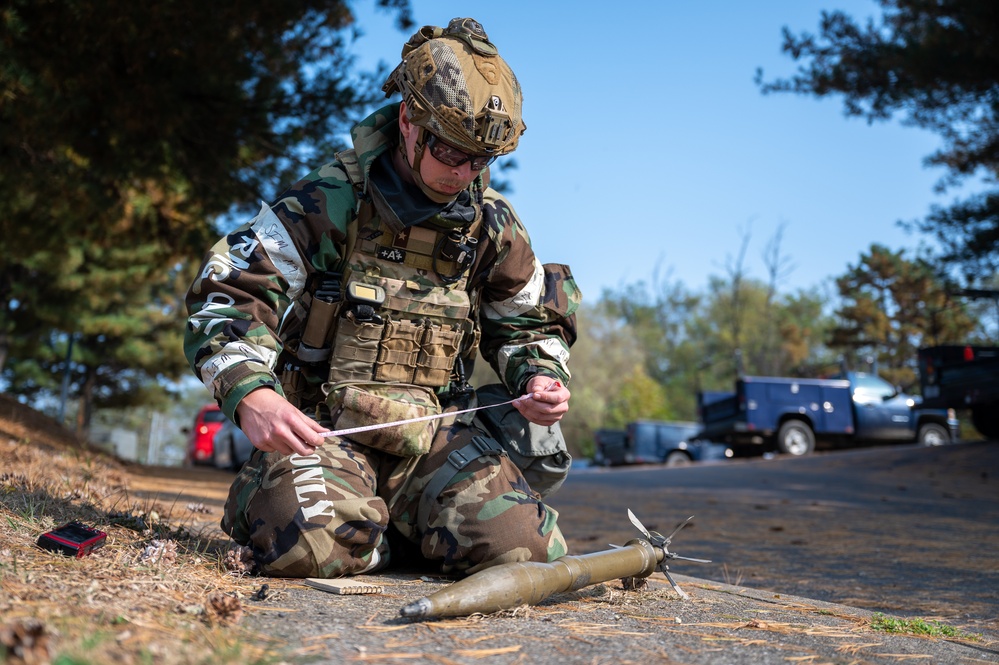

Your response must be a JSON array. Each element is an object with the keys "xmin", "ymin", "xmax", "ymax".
[{"xmin": 399, "ymin": 597, "xmax": 432, "ymax": 618}]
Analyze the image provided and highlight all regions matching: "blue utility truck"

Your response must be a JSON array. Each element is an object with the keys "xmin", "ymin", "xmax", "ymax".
[{"xmin": 698, "ymin": 372, "xmax": 958, "ymax": 456}]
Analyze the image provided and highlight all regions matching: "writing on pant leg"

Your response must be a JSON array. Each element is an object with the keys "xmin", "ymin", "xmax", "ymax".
[{"xmin": 290, "ymin": 453, "xmax": 337, "ymax": 521}]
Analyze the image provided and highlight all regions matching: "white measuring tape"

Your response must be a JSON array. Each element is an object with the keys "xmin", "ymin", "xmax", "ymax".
[{"xmin": 318, "ymin": 381, "xmax": 561, "ymax": 439}]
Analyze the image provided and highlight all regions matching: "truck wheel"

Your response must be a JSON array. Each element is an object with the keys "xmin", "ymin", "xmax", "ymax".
[
  {"xmin": 971, "ymin": 406, "xmax": 999, "ymax": 440},
  {"xmin": 917, "ymin": 423, "xmax": 950, "ymax": 446},
  {"xmin": 776, "ymin": 420, "xmax": 815, "ymax": 456},
  {"xmin": 664, "ymin": 451, "xmax": 692, "ymax": 467}
]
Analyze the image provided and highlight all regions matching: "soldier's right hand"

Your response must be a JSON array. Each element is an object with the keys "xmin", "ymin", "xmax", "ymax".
[{"xmin": 236, "ymin": 388, "xmax": 327, "ymax": 456}]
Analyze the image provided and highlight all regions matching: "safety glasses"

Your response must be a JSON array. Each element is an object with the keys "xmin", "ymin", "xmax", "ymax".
[{"xmin": 425, "ymin": 133, "xmax": 496, "ymax": 171}]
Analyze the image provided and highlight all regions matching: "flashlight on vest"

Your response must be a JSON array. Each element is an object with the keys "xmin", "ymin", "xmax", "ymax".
[{"xmin": 438, "ymin": 230, "xmax": 478, "ymax": 267}]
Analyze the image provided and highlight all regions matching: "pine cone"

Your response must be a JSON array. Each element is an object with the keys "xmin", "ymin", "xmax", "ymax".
[
  {"xmin": 140, "ymin": 539, "xmax": 178, "ymax": 565},
  {"xmin": 222, "ymin": 544, "xmax": 256, "ymax": 574},
  {"xmin": 204, "ymin": 593, "xmax": 243, "ymax": 626},
  {"xmin": 0, "ymin": 618, "xmax": 52, "ymax": 665}
]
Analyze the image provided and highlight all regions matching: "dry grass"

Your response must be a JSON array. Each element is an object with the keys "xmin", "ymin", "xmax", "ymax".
[{"xmin": 0, "ymin": 399, "xmax": 277, "ymax": 665}]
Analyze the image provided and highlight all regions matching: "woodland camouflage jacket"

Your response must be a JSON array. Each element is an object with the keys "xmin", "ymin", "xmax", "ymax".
[{"xmin": 184, "ymin": 103, "xmax": 580, "ymax": 421}]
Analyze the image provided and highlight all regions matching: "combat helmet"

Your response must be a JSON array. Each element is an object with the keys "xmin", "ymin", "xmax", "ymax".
[{"xmin": 383, "ymin": 17, "xmax": 525, "ymax": 200}]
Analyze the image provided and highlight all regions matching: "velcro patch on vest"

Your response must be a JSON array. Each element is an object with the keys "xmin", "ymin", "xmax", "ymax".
[
  {"xmin": 356, "ymin": 220, "xmax": 463, "ymax": 280},
  {"xmin": 376, "ymin": 246, "xmax": 407, "ymax": 263},
  {"xmin": 393, "ymin": 226, "xmax": 438, "ymax": 255}
]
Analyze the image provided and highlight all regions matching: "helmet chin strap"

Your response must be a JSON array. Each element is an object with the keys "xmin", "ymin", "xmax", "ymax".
[{"xmin": 406, "ymin": 127, "xmax": 461, "ymax": 205}]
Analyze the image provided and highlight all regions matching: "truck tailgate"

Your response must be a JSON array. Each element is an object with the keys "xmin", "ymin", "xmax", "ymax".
[{"xmin": 698, "ymin": 391, "xmax": 740, "ymax": 439}]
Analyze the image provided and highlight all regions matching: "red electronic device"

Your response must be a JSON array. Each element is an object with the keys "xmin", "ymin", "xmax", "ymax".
[{"xmin": 36, "ymin": 521, "xmax": 107, "ymax": 558}]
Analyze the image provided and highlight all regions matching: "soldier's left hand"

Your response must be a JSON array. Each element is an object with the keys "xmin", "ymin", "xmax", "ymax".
[{"xmin": 513, "ymin": 376, "xmax": 570, "ymax": 427}]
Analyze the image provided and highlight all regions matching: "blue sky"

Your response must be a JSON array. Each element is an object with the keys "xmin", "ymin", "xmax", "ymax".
[{"xmin": 347, "ymin": 1, "xmax": 966, "ymax": 301}]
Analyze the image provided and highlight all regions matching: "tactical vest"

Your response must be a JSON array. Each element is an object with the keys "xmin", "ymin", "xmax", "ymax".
[{"xmin": 316, "ymin": 149, "xmax": 482, "ymax": 393}]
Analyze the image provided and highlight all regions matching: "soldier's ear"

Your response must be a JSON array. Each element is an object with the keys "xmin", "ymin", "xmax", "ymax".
[{"xmin": 398, "ymin": 101, "xmax": 415, "ymax": 140}]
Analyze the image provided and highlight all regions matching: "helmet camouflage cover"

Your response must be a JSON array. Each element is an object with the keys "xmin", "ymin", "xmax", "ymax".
[{"xmin": 383, "ymin": 17, "xmax": 525, "ymax": 157}]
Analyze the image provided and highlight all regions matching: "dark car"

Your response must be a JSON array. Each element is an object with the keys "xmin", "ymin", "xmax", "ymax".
[
  {"xmin": 184, "ymin": 404, "xmax": 226, "ymax": 466},
  {"xmin": 628, "ymin": 420, "xmax": 730, "ymax": 467},
  {"xmin": 596, "ymin": 420, "xmax": 731, "ymax": 467},
  {"xmin": 212, "ymin": 418, "xmax": 254, "ymax": 471},
  {"xmin": 591, "ymin": 428, "xmax": 627, "ymax": 467}
]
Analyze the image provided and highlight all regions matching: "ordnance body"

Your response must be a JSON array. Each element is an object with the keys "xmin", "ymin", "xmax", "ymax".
[
  {"xmin": 400, "ymin": 512, "xmax": 709, "ymax": 619},
  {"xmin": 400, "ymin": 538, "xmax": 659, "ymax": 618}
]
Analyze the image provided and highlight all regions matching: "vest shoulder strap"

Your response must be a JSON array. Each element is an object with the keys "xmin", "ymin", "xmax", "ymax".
[
  {"xmin": 336, "ymin": 149, "xmax": 364, "ymax": 192},
  {"xmin": 333, "ymin": 149, "xmax": 366, "ymax": 273}
]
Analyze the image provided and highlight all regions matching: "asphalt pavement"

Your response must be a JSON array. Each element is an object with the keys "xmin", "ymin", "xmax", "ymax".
[
  {"xmin": 551, "ymin": 439, "xmax": 999, "ymax": 624},
  {"xmin": 236, "ymin": 440, "xmax": 999, "ymax": 664}
]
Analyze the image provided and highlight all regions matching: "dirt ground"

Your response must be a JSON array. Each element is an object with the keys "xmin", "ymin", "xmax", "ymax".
[{"xmin": 2, "ymin": 395, "xmax": 998, "ymax": 664}]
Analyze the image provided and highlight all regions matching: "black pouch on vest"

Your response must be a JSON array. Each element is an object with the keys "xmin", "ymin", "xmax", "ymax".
[{"xmin": 471, "ymin": 383, "xmax": 572, "ymax": 498}]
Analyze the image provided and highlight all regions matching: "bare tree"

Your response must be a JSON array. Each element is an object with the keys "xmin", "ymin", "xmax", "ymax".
[
  {"xmin": 760, "ymin": 223, "xmax": 796, "ymax": 374},
  {"xmin": 724, "ymin": 224, "xmax": 753, "ymax": 376}
]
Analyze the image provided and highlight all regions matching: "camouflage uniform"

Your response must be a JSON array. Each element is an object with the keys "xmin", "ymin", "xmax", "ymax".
[{"xmin": 184, "ymin": 99, "xmax": 581, "ymax": 577}]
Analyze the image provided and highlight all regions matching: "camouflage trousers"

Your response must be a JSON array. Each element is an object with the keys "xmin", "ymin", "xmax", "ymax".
[{"xmin": 220, "ymin": 416, "xmax": 567, "ymax": 578}]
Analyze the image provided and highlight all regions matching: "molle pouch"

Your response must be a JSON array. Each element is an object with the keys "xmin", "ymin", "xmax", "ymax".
[
  {"xmin": 414, "ymin": 323, "xmax": 463, "ymax": 386},
  {"xmin": 375, "ymin": 319, "xmax": 423, "ymax": 383},
  {"xmin": 299, "ymin": 298, "xmax": 338, "ymax": 363},
  {"xmin": 472, "ymin": 383, "xmax": 572, "ymax": 498},
  {"xmin": 327, "ymin": 311, "xmax": 384, "ymax": 384},
  {"xmin": 325, "ymin": 382, "xmax": 441, "ymax": 456},
  {"xmin": 280, "ymin": 362, "xmax": 306, "ymax": 409}
]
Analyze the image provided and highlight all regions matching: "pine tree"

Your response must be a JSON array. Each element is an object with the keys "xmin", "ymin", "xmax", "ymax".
[
  {"xmin": 830, "ymin": 244, "xmax": 977, "ymax": 388},
  {"xmin": 0, "ymin": 1, "xmax": 413, "ymax": 427},
  {"xmin": 758, "ymin": 0, "xmax": 999, "ymax": 282}
]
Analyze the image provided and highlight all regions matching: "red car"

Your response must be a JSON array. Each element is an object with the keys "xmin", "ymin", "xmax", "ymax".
[{"xmin": 185, "ymin": 404, "xmax": 226, "ymax": 466}]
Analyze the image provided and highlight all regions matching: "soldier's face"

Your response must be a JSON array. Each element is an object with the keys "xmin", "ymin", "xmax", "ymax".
[{"xmin": 399, "ymin": 104, "xmax": 481, "ymax": 197}]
